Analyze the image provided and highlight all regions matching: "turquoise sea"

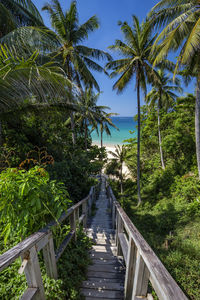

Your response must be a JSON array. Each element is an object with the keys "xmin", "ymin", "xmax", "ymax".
[{"xmin": 91, "ymin": 117, "xmax": 137, "ymax": 146}]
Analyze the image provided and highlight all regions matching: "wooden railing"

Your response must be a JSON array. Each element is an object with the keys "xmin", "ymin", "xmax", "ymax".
[
  {"xmin": 106, "ymin": 182, "xmax": 188, "ymax": 300},
  {"xmin": 0, "ymin": 183, "xmax": 99, "ymax": 300}
]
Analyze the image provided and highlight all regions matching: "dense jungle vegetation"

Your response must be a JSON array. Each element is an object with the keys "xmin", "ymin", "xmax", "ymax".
[
  {"xmin": 0, "ymin": 0, "xmax": 200, "ymax": 299},
  {"xmin": 107, "ymin": 94, "xmax": 200, "ymax": 299}
]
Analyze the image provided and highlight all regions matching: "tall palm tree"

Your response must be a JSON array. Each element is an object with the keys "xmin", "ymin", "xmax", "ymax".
[
  {"xmin": 146, "ymin": 69, "xmax": 182, "ymax": 169},
  {"xmin": 0, "ymin": 0, "xmax": 44, "ymax": 37},
  {"xmin": 75, "ymin": 88, "xmax": 110, "ymax": 150},
  {"xmin": 0, "ymin": 45, "xmax": 73, "ymax": 144},
  {"xmin": 106, "ymin": 16, "xmax": 158, "ymax": 205},
  {"xmin": 149, "ymin": 0, "xmax": 200, "ymax": 178},
  {"xmin": 108, "ymin": 145, "xmax": 127, "ymax": 194},
  {"xmin": 99, "ymin": 113, "xmax": 118, "ymax": 148},
  {"xmin": 42, "ymin": 0, "xmax": 111, "ymax": 145}
]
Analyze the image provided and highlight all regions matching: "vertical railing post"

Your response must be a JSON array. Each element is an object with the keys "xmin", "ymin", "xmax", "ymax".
[
  {"xmin": 88, "ymin": 189, "xmax": 92, "ymax": 217},
  {"xmin": 75, "ymin": 207, "xmax": 79, "ymax": 228},
  {"xmin": 131, "ymin": 250, "xmax": 150, "ymax": 299},
  {"xmin": 112, "ymin": 202, "xmax": 116, "ymax": 229},
  {"xmin": 43, "ymin": 232, "xmax": 58, "ymax": 279},
  {"xmin": 82, "ymin": 200, "xmax": 87, "ymax": 228},
  {"xmin": 70, "ymin": 210, "xmax": 76, "ymax": 241},
  {"xmin": 116, "ymin": 213, "xmax": 123, "ymax": 256},
  {"xmin": 22, "ymin": 246, "xmax": 46, "ymax": 300},
  {"xmin": 124, "ymin": 237, "xmax": 136, "ymax": 299}
]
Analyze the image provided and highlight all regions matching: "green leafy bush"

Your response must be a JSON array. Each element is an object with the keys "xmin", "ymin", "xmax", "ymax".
[{"xmin": 0, "ymin": 166, "xmax": 71, "ymax": 244}]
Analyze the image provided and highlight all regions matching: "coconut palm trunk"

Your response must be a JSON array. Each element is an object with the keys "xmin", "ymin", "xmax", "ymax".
[
  {"xmin": 196, "ymin": 75, "xmax": 200, "ymax": 179},
  {"xmin": 67, "ymin": 65, "xmax": 76, "ymax": 146},
  {"xmin": 136, "ymin": 72, "xmax": 142, "ymax": 205},
  {"xmin": 100, "ymin": 128, "xmax": 103, "ymax": 148},
  {"xmin": 158, "ymin": 95, "xmax": 165, "ymax": 170}
]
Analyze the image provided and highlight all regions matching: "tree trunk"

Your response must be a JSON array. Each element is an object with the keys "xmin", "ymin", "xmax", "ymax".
[
  {"xmin": 136, "ymin": 75, "xmax": 142, "ymax": 206},
  {"xmin": 67, "ymin": 62, "xmax": 76, "ymax": 146},
  {"xmin": 70, "ymin": 111, "xmax": 76, "ymax": 145},
  {"xmin": 158, "ymin": 95, "xmax": 165, "ymax": 170},
  {"xmin": 101, "ymin": 129, "xmax": 103, "ymax": 148},
  {"xmin": 196, "ymin": 75, "xmax": 200, "ymax": 179},
  {"xmin": 84, "ymin": 119, "xmax": 88, "ymax": 150}
]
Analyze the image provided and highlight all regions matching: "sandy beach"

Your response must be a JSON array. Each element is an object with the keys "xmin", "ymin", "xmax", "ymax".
[{"xmin": 92, "ymin": 142, "xmax": 130, "ymax": 177}]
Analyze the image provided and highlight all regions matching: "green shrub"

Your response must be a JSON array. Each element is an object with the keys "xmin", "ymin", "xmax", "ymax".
[{"xmin": 0, "ymin": 166, "xmax": 71, "ymax": 244}]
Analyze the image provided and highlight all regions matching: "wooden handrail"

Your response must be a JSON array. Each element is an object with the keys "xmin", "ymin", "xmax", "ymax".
[
  {"xmin": 106, "ymin": 183, "xmax": 188, "ymax": 300},
  {"xmin": 0, "ymin": 181, "xmax": 100, "ymax": 300}
]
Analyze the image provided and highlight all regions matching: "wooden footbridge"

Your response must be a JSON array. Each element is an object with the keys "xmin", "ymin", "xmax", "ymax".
[{"xmin": 0, "ymin": 175, "xmax": 188, "ymax": 300}]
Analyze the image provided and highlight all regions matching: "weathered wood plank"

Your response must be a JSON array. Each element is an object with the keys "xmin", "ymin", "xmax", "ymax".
[
  {"xmin": 87, "ymin": 277, "xmax": 124, "ymax": 284},
  {"xmin": 43, "ymin": 234, "xmax": 57, "ymax": 279},
  {"xmin": 87, "ymin": 270, "xmax": 124, "ymax": 280},
  {"xmin": 124, "ymin": 238, "xmax": 136, "ymax": 299},
  {"xmin": 88, "ymin": 264, "xmax": 124, "ymax": 273},
  {"xmin": 81, "ymin": 288, "xmax": 123, "ymax": 299},
  {"xmin": 118, "ymin": 233, "xmax": 128, "ymax": 264},
  {"xmin": 114, "ymin": 201, "xmax": 188, "ymax": 300},
  {"xmin": 89, "ymin": 252, "xmax": 116, "ymax": 260},
  {"xmin": 20, "ymin": 288, "xmax": 38, "ymax": 300},
  {"xmin": 82, "ymin": 201, "xmax": 88, "ymax": 228},
  {"xmin": 132, "ymin": 251, "xmax": 150, "ymax": 298},
  {"xmin": 90, "ymin": 258, "xmax": 122, "ymax": 265},
  {"xmin": 81, "ymin": 281, "xmax": 124, "ymax": 291},
  {"xmin": 0, "ymin": 232, "xmax": 47, "ymax": 272},
  {"xmin": 70, "ymin": 211, "xmax": 76, "ymax": 241},
  {"xmin": 22, "ymin": 246, "xmax": 45, "ymax": 300},
  {"xmin": 116, "ymin": 215, "xmax": 123, "ymax": 256}
]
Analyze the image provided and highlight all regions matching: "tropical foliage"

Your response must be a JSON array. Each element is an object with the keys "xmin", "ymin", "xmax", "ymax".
[
  {"xmin": 106, "ymin": 16, "xmax": 159, "ymax": 205},
  {"xmin": 149, "ymin": 0, "xmax": 200, "ymax": 180},
  {"xmin": 146, "ymin": 69, "xmax": 182, "ymax": 169},
  {"xmin": 0, "ymin": 0, "xmax": 200, "ymax": 299}
]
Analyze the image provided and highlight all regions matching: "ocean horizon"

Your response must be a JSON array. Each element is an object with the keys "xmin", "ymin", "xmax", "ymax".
[{"xmin": 91, "ymin": 116, "xmax": 137, "ymax": 147}]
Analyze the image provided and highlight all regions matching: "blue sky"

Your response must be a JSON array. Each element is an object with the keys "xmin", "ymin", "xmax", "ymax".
[{"xmin": 33, "ymin": 0, "xmax": 195, "ymax": 116}]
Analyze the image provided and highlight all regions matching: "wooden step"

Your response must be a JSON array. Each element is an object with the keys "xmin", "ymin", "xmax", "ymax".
[
  {"xmin": 86, "ymin": 277, "xmax": 124, "ymax": 283},
  {"xmin": 89, "ymin": 252, "xmax": 116, "ymax": 260},
  {"xmin": 83, "ymin": 181, "xmax": 124, "ymax": 299},
  {"xmin": 91, "ymin": 258, "xmax": 122, "ymax": 265},
  {"xmin": 88, "ymin": 264, "xmax": 124, "ymax": 273},
  {"xmin": 81, "ymin": 281, "xmax": 124, "ymax": 291},
  {"xmin": 91, "ymin": 245, "xmax": 116, "ymax": 253},
  {"xmin": 87, "ymin": 271, "xmax": 125, "ymax": 280},
  {"xmin": 81, "ymin": 288, "xmax": 123, "ymax": 299}
]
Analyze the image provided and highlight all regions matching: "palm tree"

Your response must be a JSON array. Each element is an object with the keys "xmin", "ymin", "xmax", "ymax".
[
  {"xmin": 0, "ymin": 0, "xmax": 44, "ymax": 37},
  {"xmin": 146, "ymin": 69, "xmax": 182, "ymax": 169},
  {"xmin": 106, "ymin": 16, "xmax": 158, "ymax": 205},
  {"xmin": 99, "ymin": 113, "xmax": 118, "ymax": 148},
  {"xmin": 149, "ymin": 0, "xmax": 200, "ymax": 178},
  {"xmin": 75, "ymin": 88, "xmax": 110, "ymax": 150},
  {"xmin": 108, "ymin": 145, "xmax": 127, "ymax": 194},
  {"xmin": 42, "ymin": 0, "xmax": 111, "ymax": 145},
  {"xmin": 0, "ymin": 45, "xmax": 73, "ymax": 144}
]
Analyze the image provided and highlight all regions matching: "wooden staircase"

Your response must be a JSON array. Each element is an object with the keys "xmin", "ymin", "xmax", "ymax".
[
  {"xmin": 0, "ymin": 174, "xmax": 189, "ymax": 300},
  {"xmin": 81, "ymin": 178, "xmax": 125, "ymax": 299}
]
